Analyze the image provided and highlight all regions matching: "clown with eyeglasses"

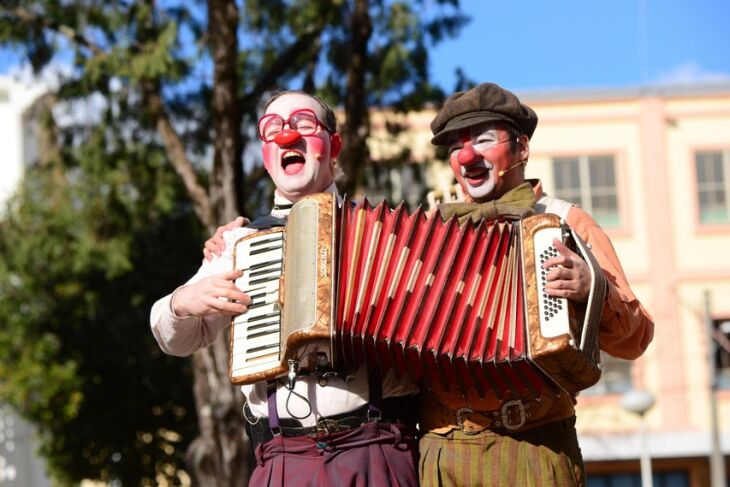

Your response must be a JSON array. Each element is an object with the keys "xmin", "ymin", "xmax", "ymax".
[{"xmin": 150, "ymin": 90, "xmax": 419, "ymax": 486}]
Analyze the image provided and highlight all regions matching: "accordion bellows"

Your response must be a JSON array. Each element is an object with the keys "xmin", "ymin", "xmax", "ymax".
[{"xmin": 229, "ymin": 192, "xmax": 606, "ymax": 400}]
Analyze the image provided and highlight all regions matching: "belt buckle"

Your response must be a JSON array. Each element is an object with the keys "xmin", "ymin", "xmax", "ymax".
[
  {"xmin": 315, "ymin": 418, "xmax": 342, "ymax": 435},
  {"xmin": 500, "ymin": 399, "xmax": 527, "ymax": 431},
  {"xmin": 456, "ymin": 407, "xmax": 481, "ymax": 435}
]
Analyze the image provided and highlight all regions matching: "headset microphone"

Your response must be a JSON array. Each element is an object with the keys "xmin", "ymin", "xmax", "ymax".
[{"xmin": 498, "ymin": 160, "xmax": 526, "ymax": 177}]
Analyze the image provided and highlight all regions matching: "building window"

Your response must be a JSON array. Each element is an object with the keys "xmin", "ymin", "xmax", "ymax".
[
  {"xmin": 713, "ymin": 318, "xmax": 730, "ymax": 389},
  {"xmin": 588, "ymin": 470, "xmax": 689, "ymax": 487},
  {"xmin": 696, "ymin": 150, "xmax": 730, "ymax": 224},
  {"xmin": 552, "ymin": 155, "xmax": 620, "ymax": 227},
  {"xmin": 582, "ymin": 352, "xmax": 633, "ymax": 396}
]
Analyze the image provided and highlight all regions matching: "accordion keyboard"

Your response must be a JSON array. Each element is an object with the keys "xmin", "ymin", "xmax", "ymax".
[{"xmin": 230, "ymin": 230, "xmax": 284, "ymax": 379}]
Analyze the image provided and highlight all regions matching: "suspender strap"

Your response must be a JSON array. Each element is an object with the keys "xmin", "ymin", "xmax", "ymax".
[
  {"xmin": 536, "ymin": 195, "xmax": 573, "ymax": 220},
  {"xmin": 367, "ymin": 370, "xmax": 383, "ymax": 422},
  {"xmin": 266, "ymin": 381, "xmax": 281, "ymax": 436}
]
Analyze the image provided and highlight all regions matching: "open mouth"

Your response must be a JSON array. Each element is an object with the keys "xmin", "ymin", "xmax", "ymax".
[
  {"xmin": 461, "ymin": 163, "xmax": 492, "ymax": 184},
  {"xmin": 281, "ymin": 151, "xmax": 306, "ymax": 175}
]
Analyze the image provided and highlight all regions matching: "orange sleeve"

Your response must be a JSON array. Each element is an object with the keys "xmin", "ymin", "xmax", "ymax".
[{"xmin": 566, "ymin": 207, "xmax": 654, "ymax": 359}]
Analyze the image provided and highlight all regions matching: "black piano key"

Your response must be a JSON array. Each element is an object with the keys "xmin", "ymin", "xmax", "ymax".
[
  {"xmin": 250, "ymin": 245, "xmax": 281, "ymax": 256},
  {"xmin": 249, "ymin": 275, "xmax": 280, "ymax": 285},
  {"xmin": 247, "ymin": 259, "xmax": 282, "ymax": 271},
  {"xmin": 248, "ymin": 330, "xmax": 276, "ymax": 340},
  {"xmin": 247, "ymin": 320, "xmax": 280, "ymax": 331},
  {"xmin": 249, "ymin": 265, "xmax": 282, "ymax": 278},
  {"xmin": 247, "ymin": 343, "xmax": 278, "ymax": 354},
  {"xmin": 248, "ymin": 299, "xmax": 275, "ymax": 309},
  {"xmin": 247, "ymin": 312, "xmax": 280, "ymax": 323},
  {"xmin": 250, "ymin": 236, "xmax": 282, "ymax": 247}
]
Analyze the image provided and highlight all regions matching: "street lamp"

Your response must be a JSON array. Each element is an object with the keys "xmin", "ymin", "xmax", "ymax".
[{"xmin": 621, "ymin": 390, "xmax": 655, "ymax": 487}]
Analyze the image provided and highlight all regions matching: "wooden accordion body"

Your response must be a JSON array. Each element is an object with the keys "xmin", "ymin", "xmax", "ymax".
[{"xmin": 229, "ymin": 192, "xmax": 606, "ymax": 399}]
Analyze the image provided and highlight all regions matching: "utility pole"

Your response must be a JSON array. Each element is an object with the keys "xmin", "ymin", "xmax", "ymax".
[
  {"xmin": 622, "ymin": 390, "xmax": 655, "ymax": 487},
  {"xmin": 705, "ymin": 290, "xmax": 727, "ymax": 487}
]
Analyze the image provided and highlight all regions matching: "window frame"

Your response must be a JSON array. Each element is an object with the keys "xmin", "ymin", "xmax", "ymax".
[
  {"xmin": 712, "ymin": 317, "xmax": 730, "ymax": 389},
  {"xmin": 551, "ymin": 154, "xmax": 621, "ymax": 228},
  {"xmin": 695, "ymin": 149, "xmax": 730, "ymax": 225}
]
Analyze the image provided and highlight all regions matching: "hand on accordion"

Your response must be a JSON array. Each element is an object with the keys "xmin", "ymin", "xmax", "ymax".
[
  {"xmin": 542, "ymin": 238, "xmax": 592, "ymax": 303},
  {"xmin": 171, "ymin": 269, "xmax": 252, "ymax": 317}
]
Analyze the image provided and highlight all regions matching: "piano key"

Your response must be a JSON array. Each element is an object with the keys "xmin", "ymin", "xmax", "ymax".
[
  {"xmin": 230, "ymin": 349, "xmax": 279, "ymax": 371},
  {"xmin": 247, "ymin": 299, "xmax": 279, "ymax": 310},
  {"xmin": 247, "ymin": 326, "xmax": 280, "ymax": 340},
  {"xmin": 246, "ymin": 342, "xmax": 280, "ymax": 359},
  {"xmin": 231, "ymin": 332, "xmax": 279, "ymax": 356},
  {"xmin": 250, "ymin": 245, "xmax": 282, "ymax": 256},
  {"xmin": 248, "ymin": 275, "xmax": 281, "ymax": 286},
  {"xmin": 250, "ymin": 236, "xmax": 283, "ymax": 247},
  {"xmin": 238, "ymin": 248, "xmax": 283, "ymax": 267},
  {"xmin": 247, "ymin": 320, "xmax": 280, "ymax": 331},
  {"xmin": 246, "ymin": 311, "xmax": 280, "ymax": 323},
  {"xmin": 232, "ymin": 304, "xmax": 279, "ymax": 327},
  {"xmin": 231, "ymin": 352, "xmax": 280, "ymax": 375},
  {"xmin": 233, "ymin": 319, "xmax": 279, "ymax": 340},
  {"xmin": 241, "ymin": 258, "xmax": 282, "ymax": 272},
  {"xmin": 247, "ymin": 291, "xmax": 268, "ymax": 301},
  {"xmin": 249, "ymin": 265, "xmax": 282, "ymax": 278}
]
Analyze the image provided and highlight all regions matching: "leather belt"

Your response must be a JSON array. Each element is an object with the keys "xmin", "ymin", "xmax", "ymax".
[{"xmin": 420, "ymin": 392, "xmax": 575, "ymax": 435}]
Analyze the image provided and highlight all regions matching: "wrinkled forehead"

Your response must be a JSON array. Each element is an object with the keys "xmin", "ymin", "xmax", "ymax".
[
  {"xmin": 445, "ymin": 121, "xmax": 512, "ymax": 145},
  {"xmin": 265, "ymin": 93, "xmax": 325, "ymax": 120}
]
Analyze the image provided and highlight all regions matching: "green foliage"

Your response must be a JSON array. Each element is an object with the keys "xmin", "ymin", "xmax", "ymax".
[{"xmin": 0, "ymin": 144, "xmax": 202, "ymax": 484}]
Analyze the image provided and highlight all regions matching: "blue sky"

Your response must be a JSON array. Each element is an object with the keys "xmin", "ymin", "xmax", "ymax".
[
  {"xmin": 2, "ymin": 0, "xmax": 729, "ymax": 93},
  {"xmin": 429, "ymin": 0, "xmax": 730, "ymax": 92}
]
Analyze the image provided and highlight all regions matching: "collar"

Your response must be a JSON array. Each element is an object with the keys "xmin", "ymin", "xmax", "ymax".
[
  {"xmin": 527, "ymin": 178, "xmax": 545, "ymax": 200},
  {"xmin": 270, "ymin": 181, "xmax": 340, "ymax": 218}
]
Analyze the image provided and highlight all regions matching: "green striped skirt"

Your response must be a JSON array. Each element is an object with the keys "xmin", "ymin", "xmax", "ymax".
[{"xmin": 419, "ymin": 416, "xmax": 585, "ymax": 487}]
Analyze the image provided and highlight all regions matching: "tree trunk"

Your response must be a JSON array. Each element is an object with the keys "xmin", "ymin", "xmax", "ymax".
[
  {"xmin": 185, "ymin": 1, "xmax": 249, "ymax": 485},
  {"xmin": 187, "ymin": 341, "xmax": 249, "ymax": 486},
  {"xmin": 339, "ymin": 0, "xmax": 372, "ymax": 197},
  {"xmin": 209, "ymin": 0, "xmax": 244, "ymax": 226}
]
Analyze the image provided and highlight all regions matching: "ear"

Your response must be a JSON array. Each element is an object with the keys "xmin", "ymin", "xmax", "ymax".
[
  {"xmin": 517, "ymin": 134, "xmax": 530, "ymax": 162},
  {"xmin": 330, "ymin": 133, "xmax": 342, "ymax": 159}
]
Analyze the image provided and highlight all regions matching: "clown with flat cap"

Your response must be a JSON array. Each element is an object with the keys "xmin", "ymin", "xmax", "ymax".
[{"xmin": 418, "ymin": 83, "xmax": 654, "ymax": 487}]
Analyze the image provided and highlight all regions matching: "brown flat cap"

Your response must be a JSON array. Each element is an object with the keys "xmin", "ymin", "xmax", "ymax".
[{"xmin": 430, "ymin": 83, "xmax": 538, "ymax": 145}]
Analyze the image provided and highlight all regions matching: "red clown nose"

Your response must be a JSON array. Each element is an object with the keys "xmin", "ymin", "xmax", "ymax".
[
  {"xmin": 457, "ymin": 146, "xmax": 478, "ymax": 165},
  {"xmin": 274, "ymin": 129, "xmax": 302, "ymax": 146}
]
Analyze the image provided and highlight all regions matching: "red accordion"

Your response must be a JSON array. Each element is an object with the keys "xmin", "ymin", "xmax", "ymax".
[{"xmin": 229, "ymin": 192, "xmax": 606, "ymax": 399}]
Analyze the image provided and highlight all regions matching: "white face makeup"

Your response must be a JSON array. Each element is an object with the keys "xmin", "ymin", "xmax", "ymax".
[
  {"xmin": 446, "ymin": 122, "xmax": 520, "ymax": 202},
  {"xmin": 260, "ymin": 93, "xmax": 341, "ymax": 202}
]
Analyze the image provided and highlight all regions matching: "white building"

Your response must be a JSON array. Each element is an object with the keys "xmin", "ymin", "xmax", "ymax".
[
  {"xmin": 0, "ymin": 75, "xmax": 46, "ymax": 208},
  {"xmin": 0, "ymin": 75, "xmax": 51, "ymax": 487}
]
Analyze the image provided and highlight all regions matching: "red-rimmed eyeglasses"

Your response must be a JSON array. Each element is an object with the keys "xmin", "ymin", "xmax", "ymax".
[{"xmin": 257, "ymin": 109, "xmax": 326, "ymax": 142}]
